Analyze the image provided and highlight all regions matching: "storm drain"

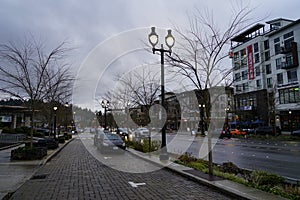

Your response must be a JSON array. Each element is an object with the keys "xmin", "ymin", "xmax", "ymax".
[{"xmin": 30, "ymin": 174, "xmax": 48, "ymax": 180}]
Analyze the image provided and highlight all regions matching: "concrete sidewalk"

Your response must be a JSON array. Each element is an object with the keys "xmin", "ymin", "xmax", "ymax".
[
  {"xmin": 0, "ymin": 138, "xmax": 74, "ymax": 200},
  {"xmin": 127, "ymin": 148, "xmax": 287, "ymax": 200}
]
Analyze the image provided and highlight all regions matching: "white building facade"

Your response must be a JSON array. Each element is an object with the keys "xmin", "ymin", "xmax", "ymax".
[{"xmin": 230, "ymin": 18, "xmax": 300, "ymax": 131}]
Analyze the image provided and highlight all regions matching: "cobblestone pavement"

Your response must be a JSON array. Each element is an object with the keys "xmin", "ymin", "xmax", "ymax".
[{"xmin": 10, "ymin": 137, "xmax": 240, "ymax": 200}]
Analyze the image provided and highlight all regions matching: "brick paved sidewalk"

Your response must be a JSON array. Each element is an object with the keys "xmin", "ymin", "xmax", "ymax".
[{"xmin": 9, "ymin": 138, "xmax": 240, "ymax": 200}]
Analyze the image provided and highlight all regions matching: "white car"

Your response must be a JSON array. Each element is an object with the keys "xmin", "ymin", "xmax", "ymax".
[{"xmin": 134, "ymin": 127, "xmax": 150, "ymax": 138}]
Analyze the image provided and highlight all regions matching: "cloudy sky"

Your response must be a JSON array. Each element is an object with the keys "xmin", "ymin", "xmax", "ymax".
[{"xmin": 0, "ymin": 0, "xmax": 299, "ymax": 110}]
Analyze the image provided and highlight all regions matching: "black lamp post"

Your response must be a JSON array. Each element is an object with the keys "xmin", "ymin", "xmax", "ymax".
[
  {"xmin": 289, "ymin": 109, "xmax": 292, "ymax": 134},
  {"xmin": 101, "ymin": 100, "xmax": 110, "ymax": 130},
  {"xmin": 53, "ymin": 106, "xmax": 58, "ymax": 139},
  {"xmin": 148, "ymin": 27, "xmax": 175, "ymax": 161},
  {"xmin": 65, "ymin": 102, "xmax": 69, "ymax": 132},
  {"xmin": 199, "ymin": 104, "xmax": 206, "ymax": 136}
]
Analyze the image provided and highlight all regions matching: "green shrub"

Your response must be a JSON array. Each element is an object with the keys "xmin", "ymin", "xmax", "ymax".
[
  {"xmin": 141, "ymin": 138, "xmax": 161, "ymax": 152},
  {"xmin": 2, "ymin": 127, "xmax": 13, "ymax": 133},
  {"xmin": 11, "ymin": 146, "xmax": 47, "ymax": 160},
  {"xmin": 128, "ymin": 139, "xmax": 161, "ymax": 153},
  {"xmin": 177, "ymin": 152, "xmax": 198, "ymax": 164},
  {"xmin": 218, "ymin": 162, "xmax": 241, "ymax": 175},
  {"xmin": 250, "ymin": 170, "xmax": 284, "ymax": 187},
  {"xmin": 188, "ymin": 160, "xmax": 208, "ymax": 171},
  {"xmin": 58, "ymin": 136, "xmax": 65, "ymax": 143},
  {"xmin": 14, "ymin": 126, "xmax": 31, "ymax": 134}
]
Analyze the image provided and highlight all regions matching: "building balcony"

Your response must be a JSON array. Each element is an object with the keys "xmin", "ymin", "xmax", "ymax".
[{"xmin": 281, "ymin": 61, "xmax": 299, "ymax": 69}]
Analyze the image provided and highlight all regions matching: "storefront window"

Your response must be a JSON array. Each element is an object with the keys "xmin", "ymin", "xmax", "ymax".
[{"xmin": 279, "ymin": 87, "xmax": 300, "ymax": 104}]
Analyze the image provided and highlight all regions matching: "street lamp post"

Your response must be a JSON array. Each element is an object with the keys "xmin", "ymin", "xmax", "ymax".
[
  {"xmin": 199, "ymin": 104, "xmax": 206, "ymax": 136},
  {"xmin": 225, "ymin": 107, "xmax": 230, "ymax": 124},
  {"xmin": 53, "ymin": 106, "xmax": 58, "ymax": 140},
  {"xmin": 101, "ymin": 100, "xmax": 110, "ymax": 130},
  {"xmin": 65, "ymin": 102, "xmax": 69, "ymax": 133},
  {"xmin": 148, "ymin": 27, "xmax": 175, "ymax": 161},
  {"xmin": 289, "ymin": 109, "xmax": 292, "ymax": 134}
]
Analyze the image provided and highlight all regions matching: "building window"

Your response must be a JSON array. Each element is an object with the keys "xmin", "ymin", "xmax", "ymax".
[
  {"xmin": 254, "ymin": 53, "xmax": 260, "ymax": 63},
  {"xmin": 240, "ymin": 49, "xmax": 246, "ymax": 58},
  {"xmin": 267, "ymin": 77, "xmax": 273, "ymax": 88},
  {"xmin": 274, "ymin": 37, "xmax": 280, "ymax": 43},
  {"xmin": 276, "ymin": 58, "xmax": 282, "ymax": 70},
  {"xmin": 264, "ymin": 40, "xmax": 269, "ymax": 50},
  {"xmin": 287, "ymin": 70, "xmax": 298, "ymax": 82},
  {"xmin": 274, "ymin": 43, "xmax": 281, "ymax": 55},
  {"xmin": 235, "ymin": 73, "xmax": 241, "ymax": 81},
  {"xmin": 255, "ymin": 66, "xmax": 260, "ymax": 76},
  {"xmin": 256, "ymin": 79, "xmax": 262, "ymax": 89},
  {"xmin": 283, "ymin": 31, "xmax": 294, "ymax": 39},
  {"xmin": 234, "ymin": 52, "xmax": 239, "ymax": 61},
  {"xmin": 286, "ymin": 54, "xmax": 294, "ymax": 68},
  {"xmin": 254, "ymin": 43, "xmax": 259, "ymax": 52},
  {"xmin": 271, "ymin": 23, "xmax": 281, "ymax": 31},
  {"xmin": 242, "ymin": 70, "xmax": 248, "ymax": 80},
  {"xmin": 284, "ymin": 37, "xmax": 294, "ymax": 51},
  {"xmin": 242, "ymin": 83, "xmax": 249, "ymax": 91},
  {"xmin": 241, "ymin": 58, "xmax": 247, "ymax": 68},
  {"xmin": 236, "ymin": 85, "xmax": 242, "ymax": 92},
  {"xmin": 279, "ymin": 87, "xmax": 300, "ymax": 104},
  {"xmin": 264, "ymin": 51, "xmax": 270, "ymax": 61},
  {"xmin": 266, "ymin": 64, "xmax": 272, "ymax": 74},
  {"xmin": 277, "ymin": 73, "xmax": 283, "ymax": 85},
  {"xmin": 234, "ymin": 62, "xmax": 240, "ymax": 70}
]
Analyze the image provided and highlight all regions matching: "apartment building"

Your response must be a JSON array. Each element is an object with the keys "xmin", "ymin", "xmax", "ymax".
[{"xmin": 230, "ymin": 18, "xmax": 300, "ymax": 130}]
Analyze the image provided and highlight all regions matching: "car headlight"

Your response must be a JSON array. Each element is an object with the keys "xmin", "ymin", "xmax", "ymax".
[{"xmin": 103, "ymin": 142, "xmax": 109, "ymax": 146}]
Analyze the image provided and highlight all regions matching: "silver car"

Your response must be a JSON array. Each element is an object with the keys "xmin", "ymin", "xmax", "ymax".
[{"xmin": 134, "ymin": 127, "xmax": 150, "ymax": 139}]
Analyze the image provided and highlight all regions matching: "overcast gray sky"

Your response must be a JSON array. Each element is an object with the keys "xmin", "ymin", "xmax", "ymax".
[{"xmin": 0, "ymin": 0, "xmax": 299, "ymax": 110}]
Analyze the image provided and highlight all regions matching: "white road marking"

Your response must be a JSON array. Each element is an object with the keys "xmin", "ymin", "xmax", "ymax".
[{"xmin": 128, "ymin": 181, "xmax": 146, "ymax": 188}]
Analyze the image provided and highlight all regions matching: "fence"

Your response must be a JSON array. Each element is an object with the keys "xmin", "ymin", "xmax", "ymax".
[{"xmin": 0, "ymin": 133, "xmax": 25, "ymax": 144}]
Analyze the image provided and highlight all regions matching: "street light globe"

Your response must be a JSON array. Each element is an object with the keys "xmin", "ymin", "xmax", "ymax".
[
  {"xmin": 53, "ymin": 106, "xmax": 58, "ymax": 111},
  {"xmin": 165, "ymin": 29, "xmax": 175, "ymax": 50},
  {"xmin": 148, "ymin": 27, "xmax": 158, "ymax": 48}
]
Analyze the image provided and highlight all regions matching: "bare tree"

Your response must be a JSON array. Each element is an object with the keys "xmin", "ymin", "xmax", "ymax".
[
  {"xmin": 0, "ymin": 38, "xmax": 74, "ymax": 147},
  {"xmin": 166, "ymin": 3, "xmax": 256, "ymax": 175},
  {"xmin": 168, "ymin": 3, "xmax": 256, "ymax": 89},
  {"xmin": 109, "ymin": 67, "xmax": 161, "ymax": 108},
  {"xmin": 99, "ymin": 67, "xmax": 161, "ymax": 128}
]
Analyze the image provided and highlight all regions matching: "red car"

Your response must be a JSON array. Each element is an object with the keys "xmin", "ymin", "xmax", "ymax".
[{"xmin": 230, "ymin": 129, "xmax": 247, "ymax": 135}]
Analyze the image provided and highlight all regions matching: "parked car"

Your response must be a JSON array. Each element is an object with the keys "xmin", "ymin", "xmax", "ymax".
[
  {"xmin": 35, "ymin": 128, "xmax": 50, "ymax": 136},
  {"xmin": 219, "ymin": 129, "xmax": 232, "ymax": 139},
  {"xmin": 45, "ymin": 137, "xmax": 59, "ymax": 149},
  {"xmin": 95, "ymin": 131, "xmax": 126, "ymax": 153},
  {"xmin": 241, "ymin": 128, "xmax": 255, "ymax": 135},
  {"xmin": 230, "ymin": 129, "xmax": 247, "ymax": 136},
  {"xmin": 133, "ymin": 127, "xmax": 150, "ymax": 139},
  {"xmin": 291, "ymin": 129, "xmax": 300, "ymax": 136},
  {"xmin": 255, "ymin": 126, "xmax": 281, "ymax": 136},
  {"xmin": 115, "ymin": 128, "xmax": 129, "ymax": 139}
]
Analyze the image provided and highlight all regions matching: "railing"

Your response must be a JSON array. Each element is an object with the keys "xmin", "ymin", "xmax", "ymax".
[{"xmin": 0, "ymin": 133, "xmax": 25, "ymax": 144}]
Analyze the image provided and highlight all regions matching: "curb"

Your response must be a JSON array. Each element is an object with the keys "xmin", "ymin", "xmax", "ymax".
[
  {"xmin": 0, "ymin": 143, "xmax": 23, "ymax": 151},
  {"xmin": 127, "ymin": 148, "xmax": 287, "ymax": 200},
  {"xmin": 38, "ymin": 138, "xmax": 75, "ymax": 166}
]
